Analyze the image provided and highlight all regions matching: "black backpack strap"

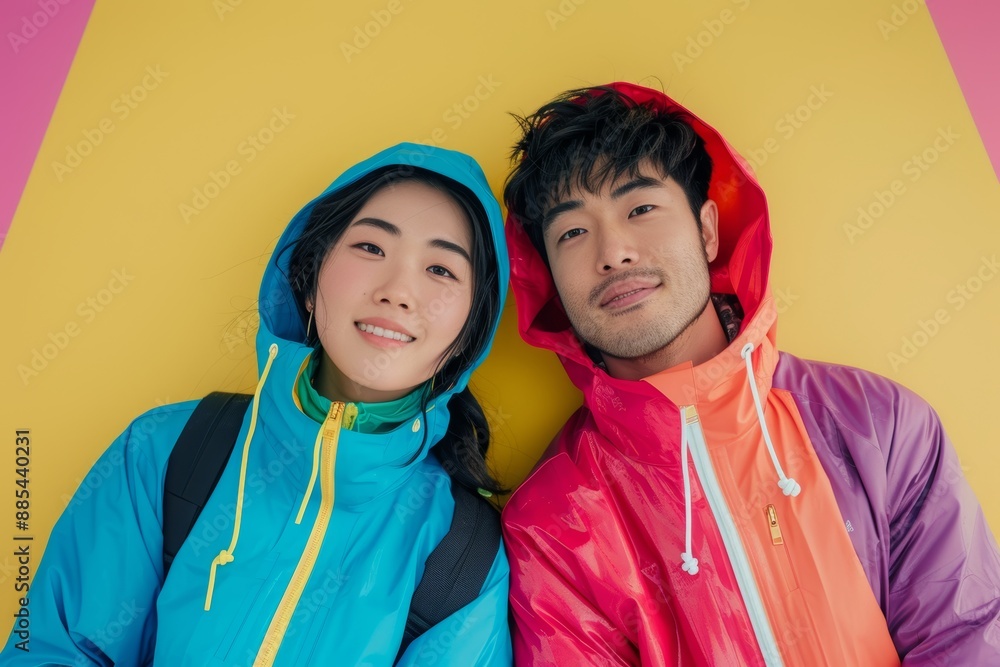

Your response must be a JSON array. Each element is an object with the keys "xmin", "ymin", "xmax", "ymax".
[
  {"xmin": 162, "ymin": 392, "xmax": 252, "ymax": 576},
  {"xmin": 395, "ymin": 483, "xmax": 502, "ymax": 664}
]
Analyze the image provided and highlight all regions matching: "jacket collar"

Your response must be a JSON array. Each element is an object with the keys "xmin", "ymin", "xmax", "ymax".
[
  {"xmin": 253, "ymin": 340, "xmax": 452, "ymax": 507},
  {"xmin": 644, "ymin": 295, "xmax": 777, "ymax": 443}
]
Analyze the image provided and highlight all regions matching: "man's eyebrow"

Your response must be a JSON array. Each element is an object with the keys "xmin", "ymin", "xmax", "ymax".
[
  {"xmin": 610, "ymin": 176, "xmax": 662, "ymax": 200},
  {"xmin": 352, "ymin": 217, "xmax": 401, "ymax": 236},
  {"xmin": 540, "ymin": 176, "xmax": 664, "ymax": 235},
  {"xmin": 541, "ymin": 200, "xmax": 582, "ymax": 234},
  {"xmin": 430, "ymin": 238, "xmax": 472, "ymax": 264}
]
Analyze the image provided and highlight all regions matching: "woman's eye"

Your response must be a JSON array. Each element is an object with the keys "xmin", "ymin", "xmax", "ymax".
[
  {"xmin": 354, "ymin": 242, "xmax": 384, "ymax": 256},
  {"xmin": 559, "ymin": 228, "xmax": 585, "ymax": 242},
  {"xmin": 629, "ymin": 204, "xmax": 655, "ymax": 218},
  {"xmin": 428, "ymin": 265, "xmax": 455, "ymax": 279}
]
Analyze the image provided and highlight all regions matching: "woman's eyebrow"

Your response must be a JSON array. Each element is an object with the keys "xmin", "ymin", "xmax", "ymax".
[
  {"xmin": 353, "ymin": 217, "xmax": 471, "ymax": 263},
  {"xmin": 429, "ymin": 238, "xmax": 471, "ymax": 264},
  {"xmin": 353, "ymin": 217, "xmax": 401, "ymax": 235}
]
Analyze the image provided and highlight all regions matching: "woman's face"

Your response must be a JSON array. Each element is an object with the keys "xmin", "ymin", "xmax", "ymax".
[{"xmin": 309, "ymin": 180, "xmax": 475, "ymax": 404}]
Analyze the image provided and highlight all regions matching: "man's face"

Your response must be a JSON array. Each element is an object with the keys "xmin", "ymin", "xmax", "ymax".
[{"xmin": 542, "ymin": 163, "xmax": 719, "ymax": 367}]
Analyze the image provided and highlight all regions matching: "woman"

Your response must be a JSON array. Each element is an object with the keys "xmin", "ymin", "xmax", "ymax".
[{"xmin": 3, "ymin": 144, "xmax": 512, "ymax": 665}]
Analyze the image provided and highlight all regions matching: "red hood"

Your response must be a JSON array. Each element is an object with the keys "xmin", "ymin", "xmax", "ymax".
[{"xmin": 505, "ymin": 82, "xmax": 774, "ymax": 402}]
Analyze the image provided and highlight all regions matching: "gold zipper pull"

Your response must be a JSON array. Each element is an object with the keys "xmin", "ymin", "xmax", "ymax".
[
  {"xmin": 682, "ymin": 405, "xmax": 700, "ymax": 425},
  {"xmin": 342, "ymin": 403, "xmax": 358, "ymax": 430},
  {"xmin": 765, "ymin": 504, "xmax": 784, "ymax": 545},
  {"xmin": 324, "ymin": 401, "xmax": 345, "ymax": 438}
]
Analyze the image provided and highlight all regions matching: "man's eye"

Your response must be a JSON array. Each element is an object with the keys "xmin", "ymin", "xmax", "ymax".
[
  {"xmin": 629, "ymin": 205, "xmax": 655, "ymax": 218},
  {"xmin": 354, "ymin": 243, "xmax": 384, "ymax": 256},
  {"xmin": 559, "ymin": 228, "xmax": 586, "ymax": 242},
  {"xmin": 428, "ymin": 265, "xmax": 455, "ymax": 279}
]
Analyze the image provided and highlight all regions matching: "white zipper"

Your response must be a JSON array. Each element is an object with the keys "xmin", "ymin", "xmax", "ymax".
[{"xmin": 682, "ymin": 405, "xmax": 785, "ymax": 667}]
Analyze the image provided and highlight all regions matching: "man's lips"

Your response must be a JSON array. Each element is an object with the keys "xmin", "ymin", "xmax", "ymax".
[{"xmin": 599, "ymin": 280, "xmax": 661, "ymax": 308}]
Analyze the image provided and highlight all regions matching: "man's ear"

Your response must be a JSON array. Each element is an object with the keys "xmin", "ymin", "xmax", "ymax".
[{"xmin": 699, "ymin": 199, "xmax": 720, "ymax": 262}]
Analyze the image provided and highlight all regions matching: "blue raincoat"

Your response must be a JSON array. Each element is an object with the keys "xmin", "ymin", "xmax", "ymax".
[{"xmin": 2, "ymin": 144, "xmax": 512, "ymax": 666}]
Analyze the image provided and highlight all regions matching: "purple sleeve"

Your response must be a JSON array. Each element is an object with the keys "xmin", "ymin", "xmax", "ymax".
[
  {"xmin": 884, "ymin": 392, "xmax": 1000, "ymax": 665},
  {"xmin": 773, "ymin": 354, "xmax": 1000, "ymax": 663}
]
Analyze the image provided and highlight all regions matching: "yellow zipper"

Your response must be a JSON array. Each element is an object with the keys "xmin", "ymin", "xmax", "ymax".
[
  {"xmin": 765, "ymin": 504, "xmax": 784, "ymax": 545},
  {"xmin": 254, "ymin": 401, "xmax": 345, "ymax": 666}
]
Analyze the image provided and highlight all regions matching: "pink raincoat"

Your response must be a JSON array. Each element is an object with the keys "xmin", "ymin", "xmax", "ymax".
[{"xmin": 501, "ymin": 82, "xmax": 1000, "ymax": 666}]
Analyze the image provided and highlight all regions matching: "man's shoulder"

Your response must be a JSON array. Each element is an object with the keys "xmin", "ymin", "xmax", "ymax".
[
  {"xmin": 502, "ymin": 406, "xmax": 609, "ymax": 528},
  {"xmin": 772, "ymin": 350, "xmax": 941, "ymax": 447},
  {"xmin": 775, "ymin": 351, "xmax": 931, "ymax": 407}
]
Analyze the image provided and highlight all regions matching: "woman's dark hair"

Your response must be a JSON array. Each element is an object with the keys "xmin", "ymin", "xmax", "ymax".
[{"xmin": 286, "ymin": 165, "xmax": 506, "ymax": 495}]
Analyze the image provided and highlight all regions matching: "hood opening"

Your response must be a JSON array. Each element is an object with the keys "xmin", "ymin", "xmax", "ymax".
[
  {"xmin": 505, "ymin": 82, "xmax": 773, "ymax": 378},
  {"xmin": 256, "ymin": 143, "xmax": 510, "ymax": 403}
]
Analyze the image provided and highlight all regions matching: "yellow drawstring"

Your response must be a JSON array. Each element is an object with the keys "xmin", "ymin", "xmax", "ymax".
[
  {"xmin": 204, "ymin": 343, "xmax": 279, "ymax": 612},
  {"xmin": 295, "ymin": 403, "xmax": 356, "ymax": 524},
  {"xmin": 295, "ymin": 427, "xmax": 325, "ymax": 525}
]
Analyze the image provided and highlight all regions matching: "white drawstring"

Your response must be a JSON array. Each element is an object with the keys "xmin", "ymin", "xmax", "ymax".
[
  {"xmin": 740, "ymin": 343, "xmax": 802, "ymax": 497},
  {"xmin": 679, "ymin": 409, "xmax": 699, "ymax": 576}
]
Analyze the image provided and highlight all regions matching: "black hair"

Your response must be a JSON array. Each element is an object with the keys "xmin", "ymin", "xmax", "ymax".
[
  {"xmin": 286, "ymin": 165, "xmax": 506, "ymax": 495},
  {"xmin": 503, "ymin": 85, "xmax": 714, "ymax": 260}
]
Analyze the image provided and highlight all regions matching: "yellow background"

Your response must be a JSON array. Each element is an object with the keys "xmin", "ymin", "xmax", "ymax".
[{"xmin": 2, "ymin": 0, "xmax": 998, "ymax": 630}]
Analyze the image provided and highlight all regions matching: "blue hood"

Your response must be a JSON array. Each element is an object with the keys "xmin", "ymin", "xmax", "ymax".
[{"xmin": 256, "ymin": 142, "xmax": 509, "ymax": 402}]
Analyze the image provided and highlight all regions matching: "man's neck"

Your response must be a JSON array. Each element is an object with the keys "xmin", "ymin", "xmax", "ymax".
[{"xmin": 602, "ymin": 300, "xmax": 729, "ymax": 381}]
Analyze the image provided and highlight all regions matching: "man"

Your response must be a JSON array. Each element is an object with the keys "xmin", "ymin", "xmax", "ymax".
[{"xmin": 500, "ymin": 82, "xmax": 1000, "ymax": 666}]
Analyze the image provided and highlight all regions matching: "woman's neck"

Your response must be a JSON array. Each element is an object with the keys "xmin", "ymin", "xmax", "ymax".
[{"xmin": 313, "ymin": 351, "xmax": 415, "ymax": 404}]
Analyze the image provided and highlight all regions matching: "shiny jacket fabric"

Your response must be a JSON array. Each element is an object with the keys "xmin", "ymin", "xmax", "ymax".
[
  {"xmin": 501, "ymin": 82, "xmax": 1000, "ymax": 666},
  {"xmin": 2, "ymin": 144, "xmax": 512, "ymax": 666}
]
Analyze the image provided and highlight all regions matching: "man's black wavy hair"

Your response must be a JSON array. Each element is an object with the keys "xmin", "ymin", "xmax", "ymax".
[{"xmin": 503, "ymin": 85, "xmax": 714, "ymax": 260}]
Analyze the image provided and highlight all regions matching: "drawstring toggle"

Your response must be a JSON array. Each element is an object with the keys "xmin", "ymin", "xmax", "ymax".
[{"xmin": 740, "ymin": 343, "xmax": 802, "ymax": 498}]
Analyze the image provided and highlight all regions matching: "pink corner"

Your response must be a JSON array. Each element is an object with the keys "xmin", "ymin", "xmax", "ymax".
[
  {"xmin": 927, "ymin": 0, "xmax": 1000, "ymax": 181},
  {"xmin": 0, "ymin": 0, "xmax": 98, "ymax": 254}
]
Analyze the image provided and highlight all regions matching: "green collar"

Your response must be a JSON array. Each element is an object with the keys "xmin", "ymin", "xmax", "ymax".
[{"xmin": 297, "ymin": 352, "xmax": 422, "ymax": 433}]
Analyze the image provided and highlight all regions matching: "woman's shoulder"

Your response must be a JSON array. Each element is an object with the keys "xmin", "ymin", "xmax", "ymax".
[
  {"xmin": 408, "ymin": 454, "xmax": 455, "ymax": 502},
  {"xmin": 115, "ymin": 399, "xmax": 202, "ymax": 467}
]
